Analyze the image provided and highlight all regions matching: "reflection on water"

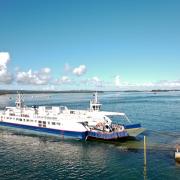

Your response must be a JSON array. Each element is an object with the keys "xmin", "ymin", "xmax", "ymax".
[
  {"xmin": 0, "ymin": 128, "xmax": 143, "ymax": 180},
  {"xmin": 0, "ymin": 92, "xmax": 180, "ymax": 179}
]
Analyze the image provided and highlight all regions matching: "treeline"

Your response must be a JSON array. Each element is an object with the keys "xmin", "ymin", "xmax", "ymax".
[
  {"xmin": 151, "ymin": 89, "xmax": 180, "ymax": 92},
  {"xmin": 0, "ymin": 89, "xmax": 179, "ymax": 95},
  {"xmin": 0, "ymin": 90, "xmax": 104, "ymax": 95}
]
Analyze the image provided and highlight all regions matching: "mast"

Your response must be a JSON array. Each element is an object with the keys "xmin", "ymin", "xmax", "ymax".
[
  {"xmin": 15, "ymin": 92, "xmax": 24, "ymax": 109},
  {"xmin": 94, "ymin": 92, "xmax": 98, "ymax": 104}
]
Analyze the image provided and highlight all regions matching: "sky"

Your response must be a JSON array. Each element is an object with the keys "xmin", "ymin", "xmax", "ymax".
[{"xmin": 0, "ymin": 0, "xmax": 180, "ymax": 90}]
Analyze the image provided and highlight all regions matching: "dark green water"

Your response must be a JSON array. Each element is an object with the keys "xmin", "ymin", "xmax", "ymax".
[{"xmin": 0, "ymin": 92, "xmax": 180, "ymax": 180}]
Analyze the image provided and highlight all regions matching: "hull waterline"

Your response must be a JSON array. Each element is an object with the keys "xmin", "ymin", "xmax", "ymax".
[{"xmin": 0, "ymin": 121, "xmax": 87, "ymax": 140}]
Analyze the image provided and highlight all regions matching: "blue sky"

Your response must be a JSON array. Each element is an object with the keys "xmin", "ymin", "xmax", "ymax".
[{"xmin": 0, "ymin": 0, "xmax": 180, "ymax": 90}]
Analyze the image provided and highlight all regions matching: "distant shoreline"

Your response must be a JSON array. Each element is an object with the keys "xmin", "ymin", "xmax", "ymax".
[
  {"xmin": 109, "ymin": 89, "xmax": 180, "ymax": 93},
  {"xmin": 0, "ymin": 89, "xmax": 180, "ymax": 95},
  {"xmin": 0, "ymin": 90, "xmax": 104, "ymax": 95}
]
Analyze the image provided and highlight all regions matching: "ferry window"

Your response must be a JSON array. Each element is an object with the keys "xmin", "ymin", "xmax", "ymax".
[
  {"xmin": 38, "ymin": 121, "xmax": 42, "ymax": 123},
  {"xmin": 43, "ymin": 121, "xmax": 46, "ymax": 124},
  {"xmin": 7, "ymin": 117, "xmax": 9, "ymax": 119},
  {"xmin": 20, "ymin": 119, "xmax": 22, "ymax": 121},
  {"xmin": 27, "ymin": 119, "xmax": 29, "ymax": 122},
  {"xmin": 70, "ymin": 111, "xmax": 75, "ymax": 114},
  {"xmin": 57, "ymin": 123, "xmax": 61, "ymax": 126},
  {"xmin": 48, "ymin": 122, "xmax": 50, "ymax": 125},
  {"xmin": 52, "ymin": 122, "xmax": 55, "ymax": 125},
  {"xmin": 35, "ymin": 120, "xmax": 37, "ymax": 123}
]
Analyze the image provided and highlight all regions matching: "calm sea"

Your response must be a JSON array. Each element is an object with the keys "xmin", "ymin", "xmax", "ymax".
[{"xmin": 0, "ymin": 92, "xmax": 180, "ymax": 180}]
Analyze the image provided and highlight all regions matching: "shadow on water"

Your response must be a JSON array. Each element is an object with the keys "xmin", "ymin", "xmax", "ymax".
[
  {"xmin": 1, "ymin": 128, "xmax": 177, "ymax": 180},
  {"xmin": 1, "ymin": 124, "xmax": 180, "ymax": 153},
  {"xmin": 0, "ymin": 131, "xmax": 180, "ymax": 179},
  {"xmin": 0, "ymin": 126, "xmax": 143, "ymax": 152}
]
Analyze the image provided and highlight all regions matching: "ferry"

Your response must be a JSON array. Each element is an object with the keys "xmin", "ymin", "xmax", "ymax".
[{"xmin": 0, "ymin": 92, "xmax": 145, "ymax": 141}]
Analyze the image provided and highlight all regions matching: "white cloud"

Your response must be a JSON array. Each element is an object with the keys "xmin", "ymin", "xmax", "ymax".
[
  {"xmin": 91, "ymin": 76, "xmax": 101, "ymax": 83},
  {"xmin": 81, "ymin": 76, "xmax": 102, "ymax": 88},
  {"xmin": 54, "ymin": 76, "xmax": 72, "ymax": 85},
  {"xmin": 16, "ymin": 67, "xmax": 51, "ymax": 85},
  {"xmin": 42, "ymin": 67, "xmax": 51, "ymax": 74},
  {"xmin": 60, "ymin": 76, "xmax": 71, "ymax": 83},
  {"xmin": 91, "ymin": 76, "xmax": 102, "ymax": 87},
  {"xmin": 141, "ymin": 82, "xmax": 154, "ymax": 87},
  {"xmin": 112, "ymin": 79, "xmax": 180, "ymax": 90},
  {"xmin": 73, "ymin": 65, "xmax": 86, "ymax": 76},
  {"xmin": 1, "ymin": 52, "xmax": 180, "ymax": 91},
  {"xmin": 115, "ymin": 75, "xmax": 121, "ymax": 87},
  {"xmin": 154, "ymin": 80, "xmax": 180, "ymax": 88},
  {"xmin": 0, "ymin": 52, "xmax": 10, "ymax": 68},
  {"xmin": 0, "ymin": 69, "xmax": 13, "ymax": 84},
  {"xmin": 0, "ymin": 52, "xmax": 13, "ymax": 84}
]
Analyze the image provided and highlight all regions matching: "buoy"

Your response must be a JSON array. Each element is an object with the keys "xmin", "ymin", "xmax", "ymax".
[{"xmin": 175, "ymin": 146, "xmax": 180, "ymax": 162}]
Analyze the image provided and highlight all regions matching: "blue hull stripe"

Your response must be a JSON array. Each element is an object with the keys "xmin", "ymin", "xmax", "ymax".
[
  {"xmin": 0, "ymin": 121, "xmax": 87, "ymax": 140},
  {"xmin": 88, "ymin": 131, "xmax": 128, "ymax": 140},
  {"xmin": 124, "ymin": 123, "xmax": 141, "ymax": 129}
]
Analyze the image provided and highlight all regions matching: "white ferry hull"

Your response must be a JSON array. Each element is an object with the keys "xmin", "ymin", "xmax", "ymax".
[{"xmin": 0, "ymin": 121, "xmax": 87, "ymax": 140}]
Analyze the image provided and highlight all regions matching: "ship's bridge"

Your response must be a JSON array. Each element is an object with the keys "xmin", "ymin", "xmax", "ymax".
[{"xmin": 89, "ymin": 92, "xmax": 102, "ymax": 111}]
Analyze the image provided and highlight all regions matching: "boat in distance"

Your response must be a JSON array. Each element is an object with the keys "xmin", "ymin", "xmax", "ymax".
[{"xmin": 0, "ymin": 92, "xmax": 145, "ymax": 141}]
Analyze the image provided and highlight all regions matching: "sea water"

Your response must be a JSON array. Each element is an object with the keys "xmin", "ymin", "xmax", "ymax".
[{"xmin": 0, "ymin": 92, "xmax": 180, "ymax": 180}]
